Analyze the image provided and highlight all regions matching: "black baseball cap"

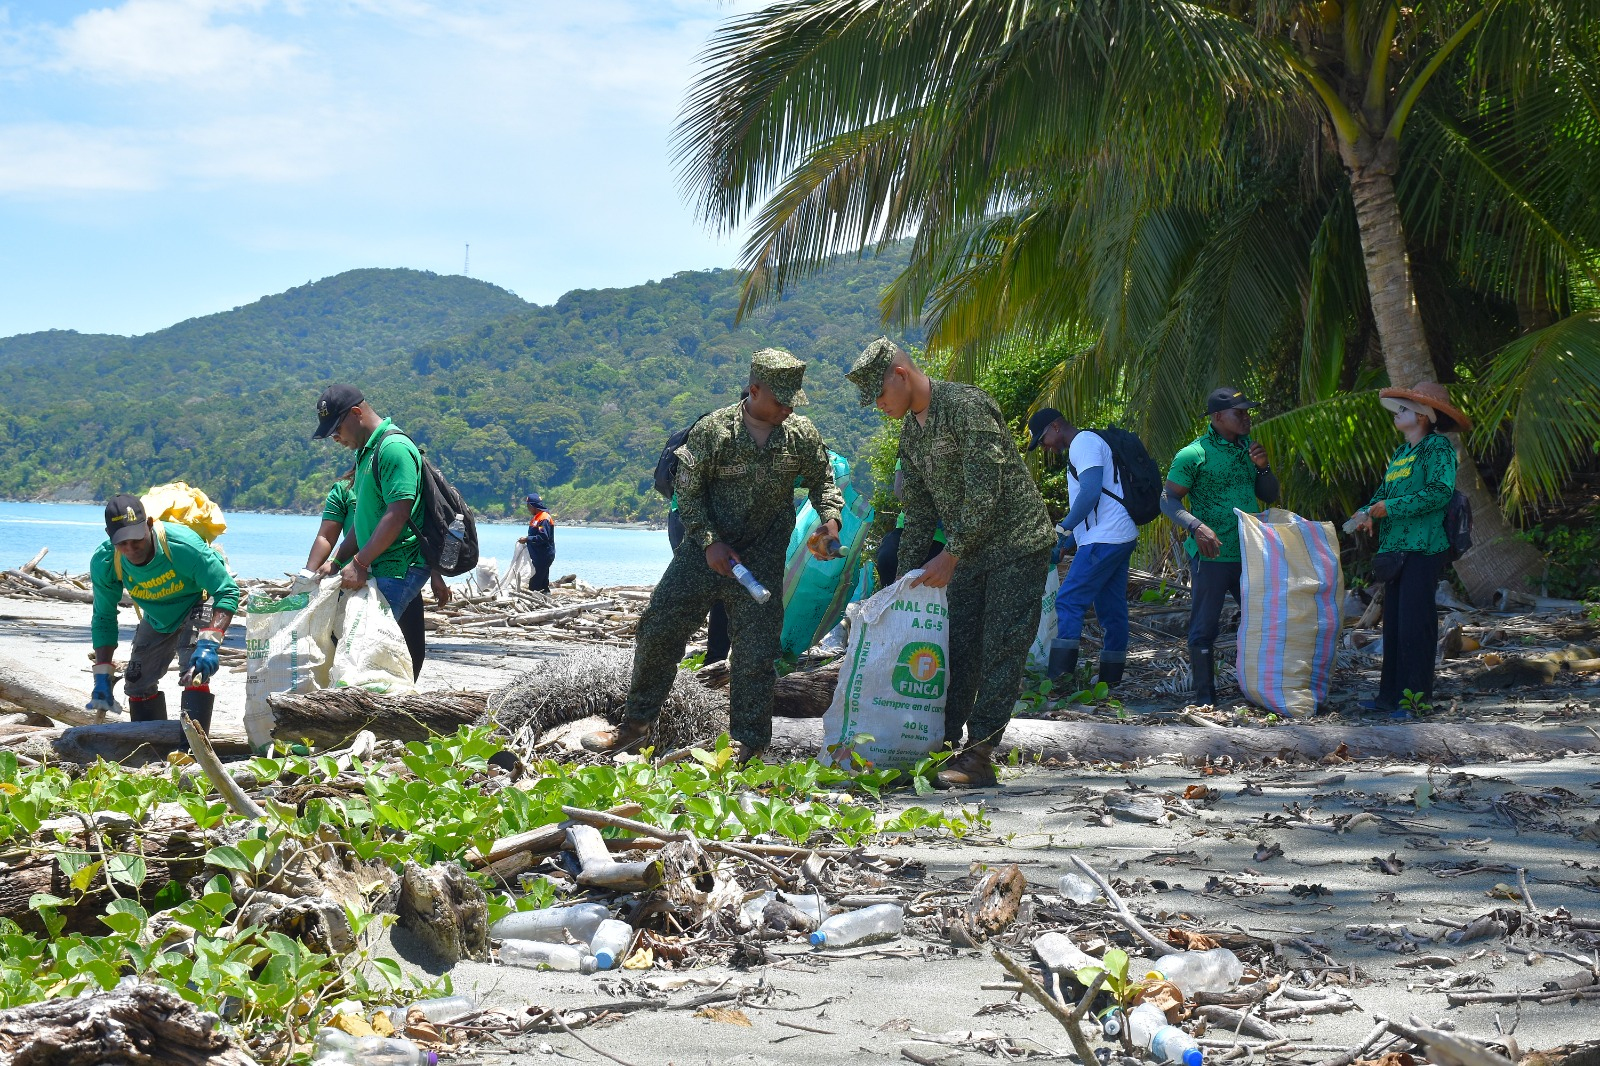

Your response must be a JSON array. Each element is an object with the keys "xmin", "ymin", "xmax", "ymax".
[
  {"xmin": 1206, "ymin": 386, "xmax": 1259, "ymax": 414},
  {"xmin": 1026, "ymin": 407, "xmax": 1065, "ymax": 451},
  {"xmin": 313, "ymin": 384, "xmax": 364, "ymax": 439},
  {"xmin": 526, "ymin": 493, "xmax": 544, "ymax": 508},
  {"xmin": 104, "ymin": 494, "xmax": 149, "ymax": 545}
]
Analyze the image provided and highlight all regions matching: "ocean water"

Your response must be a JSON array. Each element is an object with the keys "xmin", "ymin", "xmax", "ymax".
[{"xmin": 0, "ymin": 501, "xmax": 672, "ymax": 587}]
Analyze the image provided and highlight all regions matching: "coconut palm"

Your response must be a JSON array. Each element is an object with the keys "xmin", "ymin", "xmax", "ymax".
[{"xmin": 674, "ymin": 0, "xmax": 1600, "ymax": 601}]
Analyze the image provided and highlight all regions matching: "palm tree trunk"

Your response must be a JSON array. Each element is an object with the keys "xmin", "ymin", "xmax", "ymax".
[{"xmin": 1344, "ymin": 155, "xmax": 1544, "ymax": 604}]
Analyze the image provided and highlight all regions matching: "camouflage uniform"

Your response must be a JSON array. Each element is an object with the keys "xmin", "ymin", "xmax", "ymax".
[
  {"xmin": 624, "ymin": 350, "xmax": 845, "ymax": 749},
  {"xmin": 848, "ymin": 340, "xmax": 1055, "ymax": 749}
]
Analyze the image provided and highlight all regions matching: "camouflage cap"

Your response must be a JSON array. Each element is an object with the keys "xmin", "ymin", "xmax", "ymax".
[
  {"xmin": 749, "ymin": 348, "xmax": 809, "ymax": 407},
  {"xmin": 847, "ymin": 337, "xmax": 902, "ymax": 407}
]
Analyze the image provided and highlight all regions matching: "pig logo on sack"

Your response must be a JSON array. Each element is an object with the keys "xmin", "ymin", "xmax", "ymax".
[{"xmin": 891, "ymin": 642, "xmax": 946, "ymax": 699}]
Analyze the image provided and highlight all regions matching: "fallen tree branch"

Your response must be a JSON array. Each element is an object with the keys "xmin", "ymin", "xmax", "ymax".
[
  {"xmin": 1069, "ymin": 856, "xmax": 1176, "ymax": 958},
  {"xmin": 991, "ymin": 946, "xmax": 1100, "ymax": 1066},
  {"xmin": 183, "ymin": 713, "xmax": 264, "ymax": 821}
]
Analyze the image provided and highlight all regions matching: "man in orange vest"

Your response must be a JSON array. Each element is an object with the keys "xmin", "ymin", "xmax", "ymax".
[{"xmin": 518, "ymin": 493, "xmax": 557, "ymax": 592}]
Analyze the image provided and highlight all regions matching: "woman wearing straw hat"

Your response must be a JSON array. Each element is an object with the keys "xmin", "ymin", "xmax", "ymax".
[{"xmin": 1346, "ymin": 381, "xmax": 1469, "ymax": 717}]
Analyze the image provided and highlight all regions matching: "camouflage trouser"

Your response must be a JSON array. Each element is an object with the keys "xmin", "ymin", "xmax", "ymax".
[
  {"xmin": 944, "ymin": 547, "xmax": 1051, "ymax": 749},
  {"xmin": 623, "ymin": 540, "xmax": 785, "ymax": 749}
]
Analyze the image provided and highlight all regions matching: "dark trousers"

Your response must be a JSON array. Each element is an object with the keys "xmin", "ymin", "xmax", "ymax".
[
  {"xmin": 1378, "ymin": 551, "xmax": 1446, "ymax": 710},
  {"xmin": 397, "ymin": 593, "xmax": 426, "ymax": 681},
  {"xmin": 1187, "ymin": 558, "xmax": 1243, "ymax": 649},
  {"xmin": 665, "ymin": 510, "xmax": 730, "ymax": 663},
  {"xmin": 528, "ymin": 555, "xmax": 553, "ymax": 594},
  {"xmin": 876, "ymin": 526, "xmax": 943, "ymax": 588}
]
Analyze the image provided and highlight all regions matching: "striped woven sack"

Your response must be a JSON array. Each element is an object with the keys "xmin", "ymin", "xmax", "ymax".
[{"xmin": 1234, "ymin": 508, "xmax": 1345, "ymax": 717}]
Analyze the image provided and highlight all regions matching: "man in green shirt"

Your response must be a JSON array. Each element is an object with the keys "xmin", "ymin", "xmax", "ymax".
[
  {"xmin": 848, "ymin": 339, "xmax": 1055, "ymax": 789},
  {"xmin": 584, "ymin": 350, "xmax": 844, "ymax": 762},
  {"xmin": 1160, "ymin": 386, "xmax": 1281, "ymax": 705},
  {"xmin": 311, "ymin": 384, "xmax": 431, "ymax": 618},
  {"xmin": 89, "ymin": 494, "xmax": 239, "ymax": 730}
]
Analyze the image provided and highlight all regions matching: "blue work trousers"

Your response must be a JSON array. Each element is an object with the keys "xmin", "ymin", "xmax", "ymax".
[{"xmin": 1053, "ymin": 540, "xmax": 1137, "ymax": 661}]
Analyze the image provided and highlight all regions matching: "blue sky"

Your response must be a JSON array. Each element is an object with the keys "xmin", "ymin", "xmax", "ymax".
[{"xmin": 0, "ymin": 0, "xmax": 761, "ymax": 337}]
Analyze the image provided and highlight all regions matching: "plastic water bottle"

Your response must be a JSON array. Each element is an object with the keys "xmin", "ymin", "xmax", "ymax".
[
  {"xmin": 1098, "ymin": 1006, "xmax": 1125, "ymax": 1038},
  {"xmin": 730, "ymin": 562, "xmax": 771, "ymax": 603},
  {"xmin": 1058, "ymin": 873, "xmax": 1098, "ymax": 905},
  {"xmin": 740, "ymin": 891, "xmax": 829, "ymax": 929},
  {"xmin": 402, "ymin": 995, "xmax": 475, "ymax": 1024},
  {"xmin": 1148, "ymin": 948, "xmax": 1243, "ymax": 996},
  {"xmin": 500, "ymin": 939, "xmax": 598, "ymax": 974},
  {"xmin": 488, "ymin": 903, "xmax": 608, "ymax": 944},
  {"xmin": 1129, "ymin": 1003, "xmax": 1203, "ymax": 1066},
  {"xmin": 824, "ymin": 537, "xmax": 843, "ymax": 558},
  {"xmin": 438, "ymin": 513, "xmax": 467, "ymax": 570},
  {"xmin": 809, "ymin": 904, "xmax": 902, "ymax": 948},
  {"xmin": 312, "ymin": 1031, "xmax": 438, "ymax": 1066},
  {"xmin": 589, "ymin": 919, "xmax": 635, "ymax": 970}
]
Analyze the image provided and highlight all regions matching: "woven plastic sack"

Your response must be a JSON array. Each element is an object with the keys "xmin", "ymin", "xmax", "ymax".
[
  {"xmin": 143, "ymin": 482, "xmax": 227, "ymax": 542},
  {"xmin": 780, "ymin": 450, "xmax": 874, "ymax": 656},
  {"xmin": 1025, "ymin": 566, "xmax": 1063, "ymax": 673},
  {"xmin": 1235, "ymin": 508, "xmax": 1345, "ymax": 717},
  {"xmin": 243, "ymin": 576, "xmax": 340, "ymax": 750},
  {"xmin": 819, "ymin": 570, "xmax": 948, "ymax": 770},
  {"xmin": 330, "ymin": 582, "xmax": 416, "ymax": 694}
]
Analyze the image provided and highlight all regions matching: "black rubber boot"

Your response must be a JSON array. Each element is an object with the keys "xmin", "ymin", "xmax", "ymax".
[
  {"xmin": 1046, "ymin": 640, "xmax": 1079, "ymax": 682},
  {"xmin": 1188, "ymin": 644, "xmax": 1216, "ymax": 705},
  {"xmin": 1097, "ymin": 659, "xmax": 1126, "ymax": 689},
  {"xmin": 180, "ymin": 688, "xmax": 214, "ymax": 733},
  {"xmin": 128, "ymin": 691, "xmax": 168, "ymax": 722}
]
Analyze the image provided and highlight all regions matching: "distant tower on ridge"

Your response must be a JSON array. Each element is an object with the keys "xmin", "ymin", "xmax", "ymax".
[{"xmin": 464, "ymin": 244, "xmax": 471, "ymax": 277}]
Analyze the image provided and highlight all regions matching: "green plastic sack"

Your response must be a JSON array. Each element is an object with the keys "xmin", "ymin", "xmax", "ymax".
[{"xmin": 781, "ymin": 451, "xmax": 874, "ymax": 656}]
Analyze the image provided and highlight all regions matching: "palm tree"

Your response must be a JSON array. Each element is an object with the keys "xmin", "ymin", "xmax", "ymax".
[{"xmin": 674, "ymin": 0, "xmax": 1600, "ymax": 601}]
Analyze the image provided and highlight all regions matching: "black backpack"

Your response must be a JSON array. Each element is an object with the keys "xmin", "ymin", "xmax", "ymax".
[
  {"xmin": 1442, "ymin": 490, "xmax": 1472, "ymax": 563},
  {"xmin": 1069, "ymin": 427, "xmax": 1164, "ymax": 526},
  {"xmin": 369, "ymin": 428, "xmax": 480, "ymax": 577},
  {"xmin": 653, "ymin": 413, "xmax": 709, "ymax": 498}
]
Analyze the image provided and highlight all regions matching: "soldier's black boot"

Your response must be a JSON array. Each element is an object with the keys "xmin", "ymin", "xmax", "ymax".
[
  {"xmin": 128, "ymin": 692, "xmax": 168, "ymax": 722},
  {"xmin": 1046, "ymin": 640, "xmax": 1078, "ymax": 682},
  {"xmin": 1188, "ymin": 644, "xmax": 1216, "ymax": 705},
  {"xmin": 180, "ymin": 687, "xmax": 214, "ymax": 732},
  {"xmin": 1097, "ymin": 658, "xmax": 1126, "ymax": 689}
]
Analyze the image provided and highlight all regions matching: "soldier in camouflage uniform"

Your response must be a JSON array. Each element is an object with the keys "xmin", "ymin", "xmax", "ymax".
[
  {"xmin": 847, "ymin": 339, "xmax": 1055, "ymax": 788},
  {"xmin": 584, "ymin": 350, "xmax": 845, "ymax": 761}
]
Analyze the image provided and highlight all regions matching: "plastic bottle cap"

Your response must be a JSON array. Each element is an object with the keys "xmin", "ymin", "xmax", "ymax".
[
  {"xmin": 594, "ymin": 952, "xmax": 615, "ymax": 970},
  {"xmin": 1183, "ymin": 1050, "xmax": 1203, "ymax": 1066},
  {"xmin": 808, "ymin": 931, "xmax": 826, "ymax": 946}
]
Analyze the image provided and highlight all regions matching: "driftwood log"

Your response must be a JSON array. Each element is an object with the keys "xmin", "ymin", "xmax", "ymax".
[
  {"xmin": 772, "ymin": 660, "xmax": 841, "ymax": 719},
  {"xmin": 50, "ymin": 721, "xmax": 252, "ymax": 766},
  {"xmin": 266, "ymin": 688, "xmax": 488, "ymax": 748},
  {"xmin": 771, "ymin": 716, "xmax": 1600, "ymax": 765},
  {"xmin": 0, "ymin": 660, "xmax": 101, "ymax": 727},
  {"xmin": 0, "ymin": 982, "xmax": 257, "ymax": 1065}
]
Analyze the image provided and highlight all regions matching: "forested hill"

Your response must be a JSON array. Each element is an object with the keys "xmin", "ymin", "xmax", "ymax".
[{"xmin": 0, "ymin": 252, "xmax": 917, "ymax": 521}]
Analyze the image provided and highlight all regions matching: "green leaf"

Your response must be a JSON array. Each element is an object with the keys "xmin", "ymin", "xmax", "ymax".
[
  {"xmin": 101, "ymin": 899, "xmax": 148, "ymax": 937},
  {"xmin": 107, "ymin": 854, "xmax": 147, "ymax": 888},
  {"xmin": 205, "ymin": 845, "xmax": 252, "ymax": 873},
  {"xmin": 70, "ymin": 860, "xmax": 103, "ymax": 893},
  {"xmin": 28, "ymin": 892, "xmax": 66, "ymax": 910},
  {"xmin": 373, "ymin": 958, "xmax": 404, "ymax": 988}
]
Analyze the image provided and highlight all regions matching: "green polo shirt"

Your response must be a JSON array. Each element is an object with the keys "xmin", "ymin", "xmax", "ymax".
[
  {"xmin": 353, "ymin": 418, "xmax": 426, "ymax": 578},
  {"xmin": 90, "ymin": 521, "xmax": 240, "ymax": 646},
  {"xmin": 1369, "ymin": 432, "xmax": 1456, "ymax": 555},
  {"xmin": 1167, "ymin": 427, "xmax": 1265, "ymax": 563},
  {"xmin": 322, "ymin": 481, "xmax": 355, "ymax": 535}
]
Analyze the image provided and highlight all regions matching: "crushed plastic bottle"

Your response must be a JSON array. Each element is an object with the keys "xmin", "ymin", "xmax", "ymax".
[
  {"xmin": 1147, "ymin": 948, "xmax": 1244, "ymax": 997},
  {"xmin": 312, "ymin": 1031, "xmax": 438, "ymax": 1065},
  {"xmin": 500, "ymin": 939, "xmax": 598, "ymax": 974},
  {"xmin": 739, "ymin": 891, "xmax": 829, "ymax": 929},
  {"xmin": 402, "ymin": 995, "xmax": 474, "ymax": 1024},
  {"xmin": 438, "ymin": 513, "xmax": 468, "ymax": 570},
  {"xmin": 590, "ymin": 919, "xmax": 636, "ymax": 970},
  {"xmin": 730, "ymin": 562, "xmax": 771, "ymax": 603},
  {"xmin": 488, "ymin": 902, "xmax": 609, "ymax": 945},
  {"xmin": 1129, "ymin": 1003, "xmax": 1203, "ymax": 1066},
  {"xmin": 1057, "ymin": 873, "xmax": 1099, "ymax": 905},
  {"xmin": 808, "ymin": 904, "xmax": 902, "ymax": 948}
]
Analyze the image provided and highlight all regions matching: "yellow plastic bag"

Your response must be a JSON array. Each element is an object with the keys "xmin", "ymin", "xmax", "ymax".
[{"xmin": 142, "ymin": 482, "xmax": 227, "ymax": 542}]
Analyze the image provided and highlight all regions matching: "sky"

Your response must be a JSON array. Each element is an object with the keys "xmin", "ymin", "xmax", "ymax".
[{"xmin": 0, "ymin": 0, "xmax": 763, "ymax": 338}]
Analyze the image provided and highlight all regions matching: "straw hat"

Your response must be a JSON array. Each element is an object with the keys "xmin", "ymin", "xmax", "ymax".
[{"xmin": 1378, "ymin": 380, "xmax": 1471, "ymax": 433}]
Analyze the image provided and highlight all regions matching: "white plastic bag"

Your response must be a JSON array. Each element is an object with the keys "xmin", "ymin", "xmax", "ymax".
[
  {"xmin": 819, "ymin": 570, "xmax": 948, "ymax": 770},
  {"xmin": 1025, "ymin": 566, "xmax": 1063, "ymax": 673},
  {"xmin": 330, "ymin": 582, "xmax": 416, "ymax": 694},
  {"xmin": 243, "ymin": 576, "xmax": 341, "ymax": 751},
  {"xmin": 474, "ymin": 557, "xmax": 499, "ymax": 595},
  {"xmin": 498, "ymin": 543, "xmax": 532, "ymax": 600}
]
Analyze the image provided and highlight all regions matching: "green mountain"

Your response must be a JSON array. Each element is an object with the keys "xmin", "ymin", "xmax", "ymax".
[{"xmin": 0, "ymin": 255, "xmax": 916, "ymax": 521}]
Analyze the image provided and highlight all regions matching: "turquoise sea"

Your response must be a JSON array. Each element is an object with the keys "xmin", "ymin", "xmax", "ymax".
[{"xmin": 0, "ymin": 501, "xmax": 672, "ymax": 587}]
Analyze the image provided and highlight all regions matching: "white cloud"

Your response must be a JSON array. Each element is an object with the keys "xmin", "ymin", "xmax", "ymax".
[
  {"xmin": 56, "ymin": 0, "xmax": 300, "ymax": 87},
  {"xmin": 0, "ymin": 124, "xmax": 158, "ymax": 192}
]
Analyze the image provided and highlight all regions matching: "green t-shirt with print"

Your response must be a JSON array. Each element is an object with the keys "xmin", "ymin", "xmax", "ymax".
[
  {"xmin": 1167, "ymin": 427, "xmax": 1265, "ymax": 564},
  {"xmin": 1369, "ymin": 432, "xmax": 1456, "ymax": 555}
]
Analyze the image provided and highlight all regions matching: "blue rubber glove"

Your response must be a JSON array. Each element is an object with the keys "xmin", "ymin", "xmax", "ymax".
[
  {"xmin": 86, "ymin": 669, "xmax": 118, "ymax": 713},
  {"xmin": 188, "ymin": 633, "xmax": 222, "ymax": 684}
]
